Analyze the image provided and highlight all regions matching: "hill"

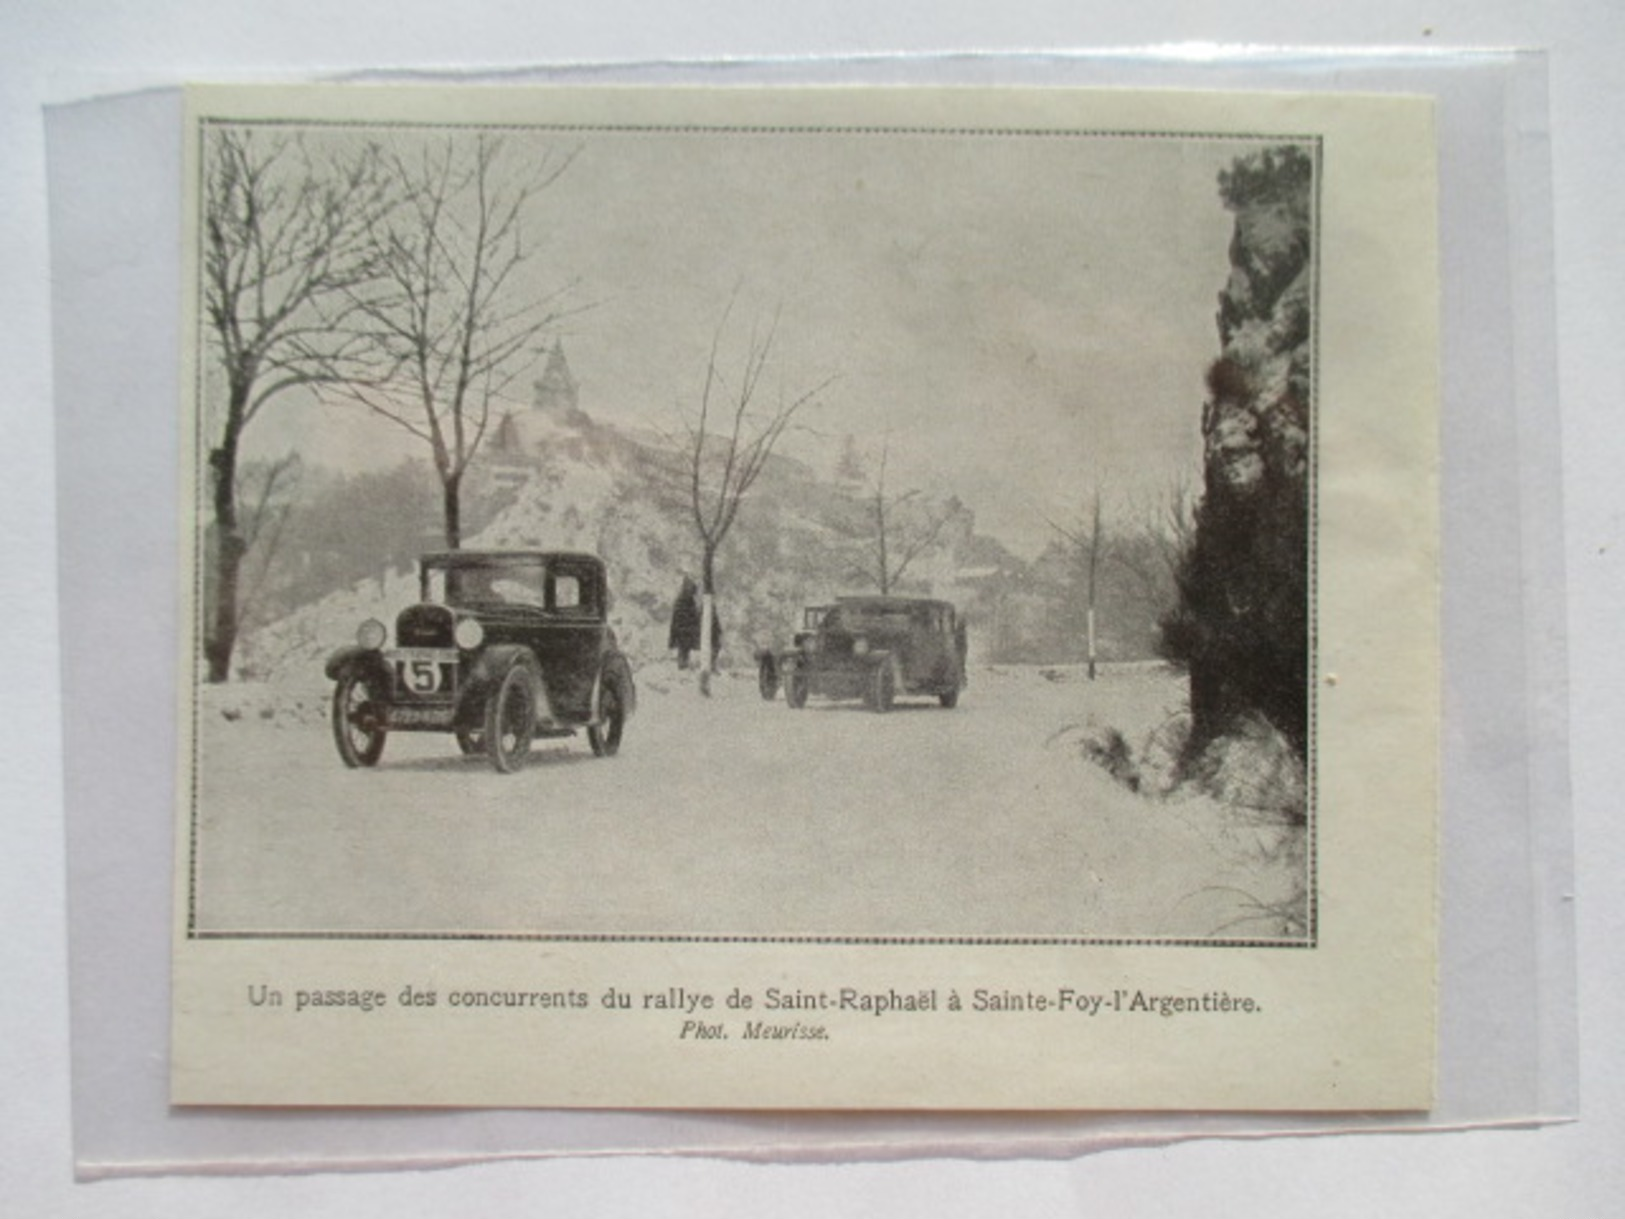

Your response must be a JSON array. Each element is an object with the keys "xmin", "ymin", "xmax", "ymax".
[{"xmin": 233, "ymin": 408, "xmax": 1033, "ymax": 681}]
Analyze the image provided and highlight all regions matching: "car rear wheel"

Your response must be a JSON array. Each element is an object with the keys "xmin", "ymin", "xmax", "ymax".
[
  {"xmin": 757, "ymin": 655, "xmax": 780, "ymax": 701},
  {"xmin": 455, "ymin": 730, "xmax": 484, "ymax": 755},
  {"xmin": 589, "ymin": 681, "xmax": 625, "ymax": 757},
  {"xmin": 485, "ymin": 665, "xmax": 536, "ymax": 774},
  {"xmin": 939, "ymin": 687, "xmax": 959, "ymax": 709},
  {"xmin": 785, "ymin": 667, "xmax": 808, "ymax": 709},
  {"xmin": 332, "ymin": 673, "xmax": 387, "ymax": 768}
]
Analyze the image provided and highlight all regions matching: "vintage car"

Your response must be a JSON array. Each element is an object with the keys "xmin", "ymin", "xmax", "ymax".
[
  {"xmin": 325, "ymin": 550, "xmax": 636, "ymax": 773},
  {"xmin": 757, "ymin": 596, "xmax": 967, "ymax": 712}
]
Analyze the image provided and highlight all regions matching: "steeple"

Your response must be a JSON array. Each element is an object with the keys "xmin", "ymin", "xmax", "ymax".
[{"xmin": 532, "ymin": 339, "xmax": 579, "ymax": 418}]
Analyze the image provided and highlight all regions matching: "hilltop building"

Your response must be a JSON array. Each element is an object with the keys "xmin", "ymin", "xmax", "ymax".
[
  {"xmin": 533, "ymin": 339, "xmax": 585, "ymax": 423},
  {"xmin": 490, "ymin": 338, "xmax": 590, "ymax": 463}
]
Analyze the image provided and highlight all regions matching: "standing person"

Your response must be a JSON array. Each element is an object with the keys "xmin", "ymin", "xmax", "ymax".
[{"xmin": 669, "ymin": 576, "xmax": 701, "ymax": 669}]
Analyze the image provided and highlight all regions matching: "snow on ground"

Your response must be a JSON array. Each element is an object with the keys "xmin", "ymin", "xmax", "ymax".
[{"xmin": 192, "ymin": 661, "xmax": 1306, "ymax": 940}]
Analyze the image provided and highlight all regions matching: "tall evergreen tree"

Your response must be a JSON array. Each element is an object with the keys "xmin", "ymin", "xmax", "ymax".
[{"xmin": 1162, "ymin": 145, "xmax": 1313, "ymax": 755}]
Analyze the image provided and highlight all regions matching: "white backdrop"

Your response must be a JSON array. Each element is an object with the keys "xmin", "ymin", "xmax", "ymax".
[{"xmin": 5, "ymin": 2, "xmax": 1622, "ymax": 1216}]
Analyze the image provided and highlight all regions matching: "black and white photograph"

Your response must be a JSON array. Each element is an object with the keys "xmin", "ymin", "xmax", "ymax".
[
  {"xmin": 169, "ymin": 84, "xmax": 1438, "ymax": 1111},
  {"xmin": 187, "ymin": 104, "xmax": 1317, "ymax": 944}
]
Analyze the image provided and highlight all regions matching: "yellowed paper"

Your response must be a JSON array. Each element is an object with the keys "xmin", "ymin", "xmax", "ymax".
[{"xmin": 173, "ymin": 83, "xmax": 1437, "ymax": 1109}]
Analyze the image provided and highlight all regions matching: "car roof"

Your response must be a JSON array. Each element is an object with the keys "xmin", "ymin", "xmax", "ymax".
[
  {"xmin": 833, "ymin": 595, "xmax": 955, "ymax": 612},
  {"xmin": 419, "ymin": 550, "xmax": 603, "ymax": 567}
]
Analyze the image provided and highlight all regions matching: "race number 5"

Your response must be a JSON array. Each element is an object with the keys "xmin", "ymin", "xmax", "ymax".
[{"xmin": 398, "ymin": 658, "xmax": 440, "ymax": 693}]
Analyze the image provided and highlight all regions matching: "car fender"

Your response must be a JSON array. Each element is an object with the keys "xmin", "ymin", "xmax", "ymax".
[
  {"xmin": 325, "ymin": 645, "xmax": 390, "ymax": 685},
  {"xmin": 465, "ymin": 644, "xmax": 550, "ymax": 718},
  {"xmin": 593, "ymin": 651, "xmax": 638, "ymax": 722}
]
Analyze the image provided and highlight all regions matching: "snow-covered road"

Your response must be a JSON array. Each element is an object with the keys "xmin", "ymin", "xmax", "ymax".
[{"xmin": 191, "ymin": 664, "xmax": 1305, "ymax": 940}]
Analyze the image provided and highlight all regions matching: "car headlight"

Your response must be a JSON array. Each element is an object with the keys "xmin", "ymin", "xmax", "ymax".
[
  {"xmin": 454, "ymin": 617, "xmax": 485, "ymax": 650},
  {"xmin": 853, "ymin": 637, "xmax": 869, "ymax": 656},
  {"xmin": 356, "ymin": 619, "xmax": 387, "ymax": 650}
]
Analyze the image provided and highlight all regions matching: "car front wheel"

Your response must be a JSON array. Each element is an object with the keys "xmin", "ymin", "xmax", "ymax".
[
  {"xmin": 589, "ymin": 681, "xmax": 625, "ymax": 757},
  {"xmin": 485, "ymin": 665, "xmax": 536, "ymax": 774},
  {"xmin": 332, "ymin": 672, "xmax": 387, "ymax": 768}
]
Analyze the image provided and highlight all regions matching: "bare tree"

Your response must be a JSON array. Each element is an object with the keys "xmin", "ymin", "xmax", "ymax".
[
  {"xmin": 850, "ymin": 440, "xmax": 964, "ymax": 595},
  {"xmin": 232, "ymin": 451, "xmax": 304, "ymax": 642},
  {"xmin": 329, "ymin": 133, "xmax": 579, "ymax": 548},
  {"xmin": 1113, "ymin": 474, "xmax": 1197, "ymax": 617},
  {"xmin": 200, "ymin": 127, "xmax": 393, "ymax": 681},
  {"xmin": 681, "ymin": 301, "xmax": 831, "ymax": 691},
  {"xmin": 1045, "ymin": 477, "xmax": 1196, "ymax": 673},
  {"xmin": 1045, "ymin": 488, "xmax": 1107, "ymax": 679},
  {"xmin": 1144, "ymin": 473, "xmax": 1199, "ymax": 584}
]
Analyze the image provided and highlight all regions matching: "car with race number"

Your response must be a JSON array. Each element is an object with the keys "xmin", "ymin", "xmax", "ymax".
[{"xmin": 325, "ymin": 550, "xmax": 636, "ymax": 773}]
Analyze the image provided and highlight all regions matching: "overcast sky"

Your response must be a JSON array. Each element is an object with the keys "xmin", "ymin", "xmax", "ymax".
[{"xmin": 238, "ymin": 123, "xmax": 1270, "ymax": 557}]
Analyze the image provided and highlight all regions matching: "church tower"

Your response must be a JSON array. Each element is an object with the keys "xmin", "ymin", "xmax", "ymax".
[{"xmin": 533, "ymin": 339, "xmax": 580, "ymax": 420}]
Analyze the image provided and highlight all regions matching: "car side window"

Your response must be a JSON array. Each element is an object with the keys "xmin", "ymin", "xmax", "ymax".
[
  {"xmin": 553, "ymin": 574, "xmax": 581, "ymax": 610},
  {"xmin": 548, "ymin": 566, "xmax": 596, "ymax": 616}
]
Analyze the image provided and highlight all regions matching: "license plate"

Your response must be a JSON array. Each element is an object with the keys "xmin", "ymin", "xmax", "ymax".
[
  {"xmin": 388, "ymin": 649, "xmax": 458, "ymax": 697},
  {"xmin": 389, "ymin": 705, "xmax": 456, "ymax": 728}
]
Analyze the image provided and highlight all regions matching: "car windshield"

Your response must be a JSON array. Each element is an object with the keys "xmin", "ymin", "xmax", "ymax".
[
  {"xmin": 425, "ymin": 561, "xmax": 548, "ymax": 609},
  {"xmin": 826, "ymin": 604, "xmax": 923, "ymax": 634}
]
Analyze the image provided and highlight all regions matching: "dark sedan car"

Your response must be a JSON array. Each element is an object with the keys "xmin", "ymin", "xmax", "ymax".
[
  {"xmin": 325, "ymin": 551, "xmax": 636, "ymax": 773},
  {"xmin": 758, "ymin": 595, "xmax": 967, "ymax": 712}
]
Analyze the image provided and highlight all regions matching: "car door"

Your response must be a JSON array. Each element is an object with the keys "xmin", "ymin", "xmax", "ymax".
[{"xmin": 529, "ymin": 557, "xmax": 602, "ymax": 721}]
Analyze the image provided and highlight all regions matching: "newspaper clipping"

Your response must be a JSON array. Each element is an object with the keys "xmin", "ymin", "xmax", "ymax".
[{"xmin": 172, "ymin": 83, "xmax": 1439, "ymax": 1110}]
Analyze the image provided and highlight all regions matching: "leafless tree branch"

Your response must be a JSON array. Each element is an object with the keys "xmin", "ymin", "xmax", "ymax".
[
  {"xmin": 318, "ymin": 131, "xmax": 581, "ymax": 547},
  {"xmin": 200, "ymin": 126, "xmax": 397, "ymax": 681},
  {"xmin": 679, "ymin": 297, "xmax": 831, "ymax": 682}
]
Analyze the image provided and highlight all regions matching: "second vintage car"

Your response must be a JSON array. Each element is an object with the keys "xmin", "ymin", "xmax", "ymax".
[
  {"xmin": 325, "ymin": 550, "xmax": 636, "ymax": 773},
  {"xmin": 757, "ymin": 595, "xmax": 968, "ymax": 712}
]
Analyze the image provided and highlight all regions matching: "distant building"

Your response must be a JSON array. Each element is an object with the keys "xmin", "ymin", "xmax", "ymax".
[
  {"xmin": 488, "ymin": 340, "xmax": 588, "ymax": 478},
  {"xmin": 533, "ymin": 339, "xmax": 581, "ymax": 420},
  {"xmin": 491, "ymin": 409, "xmax": 524, "ymax": 455}
]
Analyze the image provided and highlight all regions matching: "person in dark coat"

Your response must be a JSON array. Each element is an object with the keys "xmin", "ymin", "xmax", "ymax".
[{"xmin": 669, "ymin": 576, "xmax": 702, "ymax": 669}]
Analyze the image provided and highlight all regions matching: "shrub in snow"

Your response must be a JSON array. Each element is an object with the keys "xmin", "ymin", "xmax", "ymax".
[
  {"xmin": 1083, "ymin": 728, "xmax": 1141, "ymax": 794},
  {"xmin": 1185, "ymin": 713, "xmax": 1306, "ymax": 825}
]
